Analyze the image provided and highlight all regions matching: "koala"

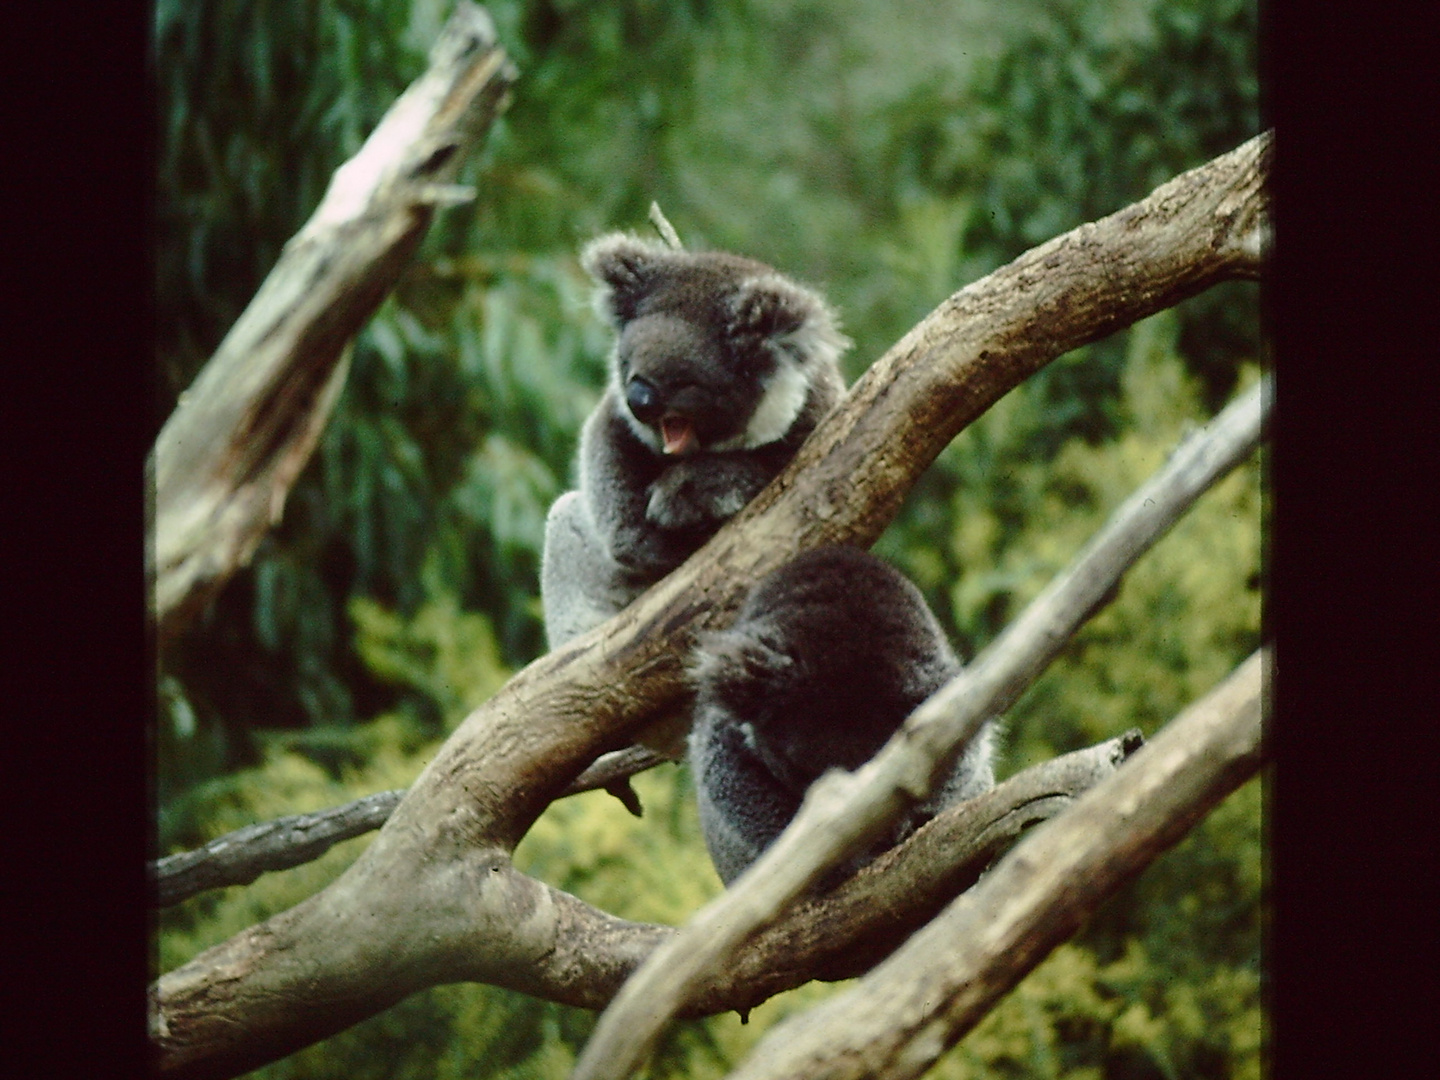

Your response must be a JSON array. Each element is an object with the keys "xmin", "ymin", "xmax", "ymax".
[
  {"xmin": 688, "ymin": 545, "xmax": 997, "ymax": 887},
  {"xmin": 541, "ymin": 233, "xmax": 849, "ymax": 650}
]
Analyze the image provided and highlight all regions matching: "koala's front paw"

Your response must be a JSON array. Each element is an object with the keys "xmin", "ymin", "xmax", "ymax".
[
  {"xmin": 610, "ymin": 523, "xmax": 684, "ymax": 576},
  {"xmin": 647, "ymin": 467, "xmax": 754, "ymax": 530},
  {"xmin": 646, "ymin": 471, "xmax": 704, "ymax": 529}
]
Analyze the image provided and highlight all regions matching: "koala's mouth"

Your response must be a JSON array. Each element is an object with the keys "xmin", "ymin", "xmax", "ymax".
[{"xmin": 660, "ymin": 414, "xmax": 698, "ymax": 455}]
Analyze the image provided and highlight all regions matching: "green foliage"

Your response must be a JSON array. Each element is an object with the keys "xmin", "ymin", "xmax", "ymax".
[
  {"xmin": 871, "ymin": 322, "xmax": 1265, "ymax": 1080},
  {"xmin": 350, "ymin": 588, "xmax": 512, "ymax": 730},
  {"xmin": 156, "ymin": 0, "xmax": 1260, "ymax": 757},
  {"xmin": 155, "ymin": 0, "xmax": 1264, "ymax": 1076},
  {"xmin": 935, "ymin": 315, "xmax": 1264, "ymax": 761},
  {"xmin": 928, "ymin": 898, "xmax": 1263, "ymax": 1080},
  {"xmin": 155, "ymin": 713, "xmax": 432, "ymax": 975}
]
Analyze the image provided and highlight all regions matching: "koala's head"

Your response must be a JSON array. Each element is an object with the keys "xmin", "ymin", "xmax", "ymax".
[{"xmin": 581, "ymin": 233, "xmax": 849, "ymax": 456}]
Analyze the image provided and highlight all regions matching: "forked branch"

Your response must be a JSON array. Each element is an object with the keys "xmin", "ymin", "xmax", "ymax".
[
  {"xmin": 150, "ymin": 747, "xmax": 673, "ymax": 908},
  {"xmin": 150, "ymin": 132, "xmax": 1271, "ymax": 1080},
  {"xmin": 725, "ymin": 649, "xmax": 1268, "ymax": 1080}
]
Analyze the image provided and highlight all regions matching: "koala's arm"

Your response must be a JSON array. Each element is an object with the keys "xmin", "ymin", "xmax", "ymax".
[
  {"xmin": 648, "ymin": 370, "xmax": 843, "ymax": 530},
  {"xmin": 689, "ymin": 703, "xmax": 803, "ymax": 885},
  {"xmin": 645, "ymin": 445, "xmax": 791, "ymax": 531},
  {"xmin": 579, "ymin": 392, "xmax": 692, "ymax": 575}
]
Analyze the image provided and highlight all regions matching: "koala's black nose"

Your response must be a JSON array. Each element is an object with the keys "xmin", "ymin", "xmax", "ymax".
[{"xmin": 625, "ymin": 376, "xmax": 662, "ymax": 424}]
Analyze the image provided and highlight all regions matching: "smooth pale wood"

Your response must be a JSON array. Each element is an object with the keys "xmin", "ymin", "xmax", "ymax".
[{"xmin": 150, "ymin": 2, "xmax": 516, "ymax": 641}]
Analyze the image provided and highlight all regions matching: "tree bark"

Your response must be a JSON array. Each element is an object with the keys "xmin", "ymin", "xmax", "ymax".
[
  {"xmin": 149, "ymin": 732, "xmax": 1140, "ymax": 1079},
  {"xmin": 681, "ymin": 730, "xmax": 1147, "ymax": 1010},
  {"xmin": 151, "ymin": 747, "xmax": 672, "ymax": 908},
  {"xmin": 151, "ymin": 790, "xmax": 406, "ymax": 908},
  {"xmin": 149, "ymin": 2, "xmax": 517, "ymax": 643},
  {"xmin": 149, "ymin": 132, "xmax": 1271, "ymax": 1079}
]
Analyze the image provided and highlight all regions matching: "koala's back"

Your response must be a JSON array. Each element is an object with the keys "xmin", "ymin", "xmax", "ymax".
[{"xmin": 689, "ymin": 546, "xmax": 997, "ymax": 885}]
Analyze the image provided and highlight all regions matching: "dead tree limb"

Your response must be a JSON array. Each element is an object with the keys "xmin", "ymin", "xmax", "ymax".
[
  {"xmin": 469, "ymin": 730, "xmax": 1148, "ymax": 1017},
  {"xmin": 151, "ymin": 790, "xmax": 405, "ymax": 908},
  {"xmin": 150, "ymin": 747, "xmax": 673, "ymax": 908},
  {"xmin": 724, "ymin": 648, "xmax": 1268, "ymax": 1080},
  {"xmin": 681, "ymin": 729, "xmax": 1147, "ymax": 1010},
  {"xmin": 573, "ymin": 374, "xmax": 1268, "ymax": 1080},
  {"xmin": 149, "ymin": 132, "xmax": 1271, "ymax": 1079},
  {"xmin": 149, "ymin": 3, "xmax": 517, "ymax": 642}
]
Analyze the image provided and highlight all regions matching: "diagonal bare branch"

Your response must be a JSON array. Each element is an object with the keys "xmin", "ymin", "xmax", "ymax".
[
  {"xmin": 723, "ymin": 648, "xmax": 1268, "ymax": 1080},
  {"xmin": 151, "ymin": 790, "xmax": 404, "ymax": 908},
  {"xmin": 573, "ymin": 374, "xmax": 1268, "ymax": 1080},
  {"xmin": 150, "ymin": 747, "xmax": 673, "ymax": 908},
  {"xmin": 483, "ymin": 731, "xmax": 1147, "ymax": 1015}
]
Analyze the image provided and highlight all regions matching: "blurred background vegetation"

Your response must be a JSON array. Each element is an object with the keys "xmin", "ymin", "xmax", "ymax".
[{"xmin": 152, "ymin": 0, "xmax": 1264, "ymax": 1076}]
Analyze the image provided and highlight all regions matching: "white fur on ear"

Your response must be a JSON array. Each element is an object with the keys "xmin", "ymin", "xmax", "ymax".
[
  {"xmin": 712, "ymin": 273, "xmax": 850, "ymax": 450},
  {"xmin": 580, "ymin": 232, "xmax": 672, "ymax": 326},
  {"xmin": 689, "ymin": 622, "xmax": 794, "ymax": 687},
  {"xmin": 688, "ymin": 627, "xmax": 740, "ymax": 688},
  {"xmin": 728, "ymin": 272, "xmax": 851, "ymax": 369}
]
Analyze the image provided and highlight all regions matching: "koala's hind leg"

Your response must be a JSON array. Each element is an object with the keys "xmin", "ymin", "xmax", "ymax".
[
  {"xmin": 541, "ymin": 491, "xmax": 643, "ymax": 649},
  {"xmin": 921, "ymin": 721, "xmax": 999, "ymax": 818}
]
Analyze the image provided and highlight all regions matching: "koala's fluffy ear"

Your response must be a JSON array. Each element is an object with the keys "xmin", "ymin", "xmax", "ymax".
[
  {"xmin": 726, "ymin": 273, "xmax": 851, "ymax": 369},
  {"xmin": 580, "ymin": 233, "xmax": 671, "ymax": 326}
]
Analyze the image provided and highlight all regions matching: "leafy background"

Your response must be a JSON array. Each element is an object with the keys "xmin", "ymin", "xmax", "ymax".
[{"xmin": 153, "ymin": 0, "xmax": 1264, "ymax": 1076}]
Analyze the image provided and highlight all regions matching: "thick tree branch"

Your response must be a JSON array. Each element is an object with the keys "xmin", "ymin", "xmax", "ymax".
[
  {"xmin": 150, "ymin": 133, "xmax": 1271, "ymax": 1079},
  {"xmin": 150, "ymin": 747, "xmax": 673, "ymax": 909},
  {"xmin": 486, "ymin": 731, "xmax": 1146, "ymax": 1015},
  {"xmin": 149, "ymin": 2, "xmax": 517, "ymax": 642},
  {"xmin": 679, "ymin": 729, "xmax": 1146, "ymax": 1010},
  {"xmin": 724, "ymin": 649, "xmax": 1268, "ymax": 1080},
  {"xmin": 574, "ymin": 375, "xmax": 1268, "ymax": 1080},
  {"xmin": 149, "ymin": 732, "xmax": 1141, "ymax": 1080}
]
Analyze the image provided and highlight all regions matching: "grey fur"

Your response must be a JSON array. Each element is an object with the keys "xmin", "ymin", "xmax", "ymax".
[
  {"xmin": 541, "ymin": 234, "xmax": 849, "ymax": 649},
  {"xmin": 688, "ymin": 546, "xmax": 997, "ymax": 886}
]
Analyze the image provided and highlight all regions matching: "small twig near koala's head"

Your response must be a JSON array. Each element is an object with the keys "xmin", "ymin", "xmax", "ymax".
[{"xmin": 648, "ymin": 202, "xmax": 684, "ymax": 250}]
